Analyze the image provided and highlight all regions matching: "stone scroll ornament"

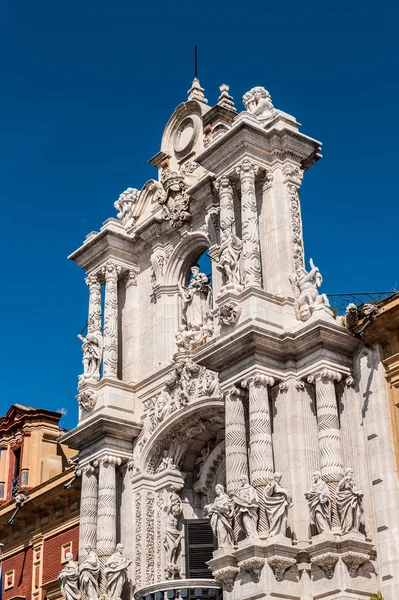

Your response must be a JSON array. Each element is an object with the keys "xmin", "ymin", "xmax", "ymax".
[
  {"xmin": 204, "ymin": 484, "xmax": 234, "ymax": 549},
  {"xmin": 176, "ymin": 265, "xmax": 213, "ymax": 352},
  {"xmin": 105, "ymin": 544, "xmax": 132, "ymax": 600},
  {"xmin": 336, "ymin": 468, "xmax": 365, "ymax": 533},
  {"xmin": 289, "ymin": 258, "xmax": 331, "ymax": 321},
  {"xmin": 78, "ymin": 545, "xmax": 99, "ymax": 600},
  {"xmin": 305, "ymin": 471, "xmax": 332, "ymax": 534},
  {"xmin": 263, "ymin": 472, "xmax": 293, "ymax": 537},
  {"xmin": 157, "ymin": 169, "xmax": 191, "ymax": 228},
  {"xmin": 59, "ymin": 553, "xmax": 81, "ymax": 600},
  {"xmin": 242, "ymin": 87, "xmax": 275, "ymax": 123},
  {"xmin": 231, "ymin": 476, "xmax": 259, "ymax": 539},
  {"xmin": 164, "ymin": 490, "xmax": 183, "ymax": 579},
  {"xmin": 114, "ymin": 187, "xmax": 139, "ymax": 230}
]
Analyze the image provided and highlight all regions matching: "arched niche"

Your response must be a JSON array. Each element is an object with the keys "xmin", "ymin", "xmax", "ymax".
[{"xmin": 163, "ymin": 232, "xmax": 211, "ymax": 287}]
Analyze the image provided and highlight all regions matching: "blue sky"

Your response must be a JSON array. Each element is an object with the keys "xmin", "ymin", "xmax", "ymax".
[{"xmin": 0, "ymin": 0, "xmax": 397, "ymax": 429}]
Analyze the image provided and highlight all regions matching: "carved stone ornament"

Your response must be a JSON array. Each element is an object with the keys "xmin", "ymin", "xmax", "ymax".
[
  {"xmin": 77, "ymin": 389, "xmax": 97, "ymax": 411},
  {"xmin": 212, "ymin": 566, "xmax": 239, "ymax": 592},
  {"xmin": 177, "ymin": 265, "xmax": 213, "ymax": 351},
  {"xmin": 158, "ymin": 169, "xmax": 191, "ymax": 227},
  {"xmin": 114, "ymin": 187, "xmax": 139, "ymax": 230},
  {"xmin": 238, "ymin": 557, "xmax": 265, "ymax": 583},
  {"xmin": 218, "ymin": 302, "xmax": 241, "ymax": 326},
  {"xmin": 289, "ymin": 258, "xmax": 331, "ymax": 322},
  {"xmin": 341, "ymin": 551, "xmax": 369, "ymax": 577},
  {"xmin": 243, "ymin": 86, "xmax": 275, "ymax": 123},
  {"xmin": 310, "ymin": 552, "xmax": 339, "ymax": 579},
  {"xmin": 267, "ymin": 556, "xmax": 296, "ymax": 581}
]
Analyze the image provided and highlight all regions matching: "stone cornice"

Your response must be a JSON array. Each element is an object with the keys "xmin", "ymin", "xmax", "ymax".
[
  {"xmin": 59, "ymin": 413, "xmax": 141, "ymax": 452},
  {"xmin": 68, "ymin": 228, "xmax": 138, "ymax": 271}
]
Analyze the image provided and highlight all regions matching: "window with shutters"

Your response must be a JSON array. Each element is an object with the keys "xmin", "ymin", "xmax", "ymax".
[{"xmin": 185, "ymin": 519, "xmax": 215, "ymax": 579}]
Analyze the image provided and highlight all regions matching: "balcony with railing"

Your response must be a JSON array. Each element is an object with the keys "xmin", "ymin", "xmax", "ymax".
[{"xmin": 135, "ymin": 580, "xmax": 222, "ymax": 600}]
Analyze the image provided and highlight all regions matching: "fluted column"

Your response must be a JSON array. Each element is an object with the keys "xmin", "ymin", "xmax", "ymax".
[
  {"xmin": 86, "ymin": 273, "xmax": 102, "ymax": 334},
  {"xmin": 78, "ymin": 464, "xmax": 98, "ymax": 559},
  {"xmin": 102, "ymin": 262, "xmax": 120, "ymax": 379},
  {"xmin": 215, "ymin": 174, "xmax": 235, "ymax": 233},
  {"xmin": 308, "ymin": 369, "xmax": 344, "ymax": 480},
  {"xmin": 243, "ymin": 374, "xmax": 275, "ymax": 485},
  {"xmin": 225, "ymin": 385, "xmax": 248, "ymax": 493},
  {"xmin": 236, "ymin": 159, "xmax": 262, "ymax": 288},
  {"xmin": 96, "ymin": 454, "xmax": 122, "ymax": 556}
]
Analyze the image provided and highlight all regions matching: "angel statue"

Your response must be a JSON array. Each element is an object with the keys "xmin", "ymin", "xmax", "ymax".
[
  {"xmin": 289, "ymin": 258, "xmax": 331, "ymax": 321},
  {"xmin": 242, "ymin": 87, "xmax": 275, "ymax": 122}
]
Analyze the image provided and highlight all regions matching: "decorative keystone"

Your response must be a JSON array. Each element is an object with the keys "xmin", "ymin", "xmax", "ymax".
[
  {"xmin": 238, "ymin": 557, "xmax": 265, "ymax": 583},
  {"xmin": 310, "ymin": 552, "xmax": 339, "ymax": 579},
  {"xmin": 267, "ymin": 556, "xmax": 296, "ymax": 581},
  {"xmin": 341, "ymin": 551, "xmax": 369, "ymax": 577},
  {"xmin": 212, "ymin": 566, "xmax": 239, "ymax": 592}
]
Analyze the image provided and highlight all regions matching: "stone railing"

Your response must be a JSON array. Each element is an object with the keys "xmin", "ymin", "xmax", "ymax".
[{"xmin": 135, "ymin": 579, "xmax": 222, "ymax": 600}]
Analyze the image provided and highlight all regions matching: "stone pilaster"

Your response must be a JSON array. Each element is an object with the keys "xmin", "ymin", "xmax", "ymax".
[
  {"xmin": 86, "ymin": 272, "xmax": 102, "ymax": 334},
  {"xmin": 78, "ymin": 464, "xmax": 98, "ymax": 559},
  {"xmin": 236, "ymin": 159, "xmax": 262, "ymax": 288},
  {"xmin": 243, "ymin": 374, "xmax": 275, "ymax": 486},
  {"xmin": 215, "ymin": 174, "xmax": 235, "ymax": 233},
  {"xmin": 225, "ymin": 385, "xmax": 248, "ymax": 493},
  {"xmin": 96, "ymin": 454, "xmax": 122, "ymax": 556},
  {"xmin": 102, "ymin": 262, "xmax": 121, "ymax": 379}
]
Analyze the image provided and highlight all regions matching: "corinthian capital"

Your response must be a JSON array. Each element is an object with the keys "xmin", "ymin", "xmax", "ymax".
[
  {"xmin": 85, "ymin": 272, "xmax": 101, "ymax": 288},
  {"xmin": 102, "ymin": 261, "xmax": 121, "ymax": 282},
  {"xmin": 236, "ymin": 158, "xmax": 258, "ymax": 179},
  {"xmin": 214, "ymin": 174, "xmax": 233, "ymax": 193}
]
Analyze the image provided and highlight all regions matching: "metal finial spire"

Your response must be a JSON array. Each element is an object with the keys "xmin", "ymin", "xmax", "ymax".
[{"xmin": 194, "ymin": 46, "xmax": 198, "ymax": 79}]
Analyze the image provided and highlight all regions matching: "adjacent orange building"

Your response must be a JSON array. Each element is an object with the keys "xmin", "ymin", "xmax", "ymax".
[{"xmin": 0, "ymin": 405, "xmax": 80, "ymax": 600}]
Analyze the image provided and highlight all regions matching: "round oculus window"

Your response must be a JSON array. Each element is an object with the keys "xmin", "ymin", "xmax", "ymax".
[{"xmin": 173, "ymin": 116, "xmax": 199, "ymax": 156}]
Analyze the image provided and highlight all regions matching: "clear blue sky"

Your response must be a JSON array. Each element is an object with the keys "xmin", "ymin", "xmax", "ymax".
[{"xmin": 0, "ymin": 0, "xmax": 397, "ymax": 429}]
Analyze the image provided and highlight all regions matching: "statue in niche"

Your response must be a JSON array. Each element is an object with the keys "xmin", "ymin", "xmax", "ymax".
[
  {"xmin": 305, "ymin": 471, "xmax": 332, "ymax": 534},
  {"xmin": 204, "ymin": 484, "xmax": 235, "ymax": 548},
  {"xmin": 59, "ymin": 553, "xmax": 80, "ymax": 600},
  {"xmin": 164, "ymin": 491, "xmax": 183, "ymax": 577},
  {"xmin": 215, "ymin": 229, "xmax": 243, "ymax": 291},
  {"xmin": 179, "ymin": 265, "xmax": 212, "ymax": 329},
  {"xmin": 289, "ymin": 258, "xmax": 331, "ymax": 322},
  {"xmin": 114, "ymin": 187, "xmax": 139, "ymax": 230},
  {"xmin": 243, "ymin": 86, "xmax": 275, "ymax": 122},
  {"xmin": 194, "ymin": 442, "xmax": 213, "ymax": 479},
  {"xmin": 156, "ymin": 448, "xmax": 176, "ymax": 473},
  {"xmin": 104, "ymin": 543, "xmax": 131, "ymax": 600},
  {"xmin": 78, "ymin": 330, "xmax": 103, "ymax": 381},
  {"xmin": 79, "ymin": 544, "xmax": 99, "ymax": 600},
  {"xmin": 263, "ymin": 472, "xmax": 292, "ymax": 537},
  {"xmin": 336, "ymin": 468, "xmax": 364, "ymax": 534},
  {"xmin": 158, "ymin": 169, "xmax": 191, "ymax": 228},
  {"xmin": 231, "ymin": 475, "xmax": 259, "ymax": 539}
]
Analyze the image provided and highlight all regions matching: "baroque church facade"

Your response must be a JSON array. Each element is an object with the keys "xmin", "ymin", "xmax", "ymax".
[{"xmin": 60, "ymin": 80, "xmax": 399, "ymax": 600}]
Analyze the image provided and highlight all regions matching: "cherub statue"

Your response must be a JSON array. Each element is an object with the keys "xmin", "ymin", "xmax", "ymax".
[
  {"xmin": 114, "ymin": 187, "xmax": 139, "ymax": 230},
  {"xmin": 243, "ymin": 87, "xmax": 275, "ymax": 122},
  {"xmin": 289, "ymin": 258, "xmax": 331, "ymax": 321}
]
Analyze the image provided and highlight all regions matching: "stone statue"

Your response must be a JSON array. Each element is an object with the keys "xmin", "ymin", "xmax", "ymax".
[
  {"xmin": 243, "ymin": 87, "xmax": 275, "ymax": 122},
  {"xmin": 156, "ymin": 449, "xmax": 176, "ymax": 473},
  {"xmin": 164, "ymin": 491, "xmax": 183, "ymax": 574},
  {"xmin": 215, "ymin": 230, "xmax": 243, "ymax": 291},
  {"xmin": 59, "ymin": 553, "xmax": 80, "ymax": 600},
  {"xmin": 305, "ymin": 471, "xmax": 332, "ymax": 534},
  {"xmin": 263, "ymin": 472, "xmax": 292, "ymax": 537},
  {"xmin": 78, "ymin": 331, "xmax": 103, "ymax": 380},
  {"xmin": 78, "ymin": 545, "xmax": 99, "ymax": 600},
  {"xmin": 114, "ymin": 187, "xmax": 139, "ymax": 230},
  {"xmin": 231, "ymin": 476, "xmax": 259, "ymax": 539},
  {"xmin": 336, "ymin": 468, "xmax": 364, "ymax": 533},
  {"xmin": 104, "ymin": 543, "xmax": 131, "ymax": 600},
  {"xmin": 194, "ymin": 444, "xmax": 212, "ymax": 478},
  {"xmin": 204, "ymin": 484, "xmax": 234, "ymax": 548},
  {"xmin": 289, "ymin": 258, "xmax": 331, "ymax": 321},
  {"xmin": 178, "ymin": 266, "xmax": 212, "ymax": 330}
]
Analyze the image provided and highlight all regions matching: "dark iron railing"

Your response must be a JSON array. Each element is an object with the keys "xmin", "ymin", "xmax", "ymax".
[{"xmin": 326, "ymin": 292, "xmax": 396, "ymax": 314}]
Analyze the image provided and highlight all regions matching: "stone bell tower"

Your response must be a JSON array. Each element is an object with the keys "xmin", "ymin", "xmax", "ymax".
[{"xmin": 60, "ymin": 79, "xmax": 399, "ymax": 600}]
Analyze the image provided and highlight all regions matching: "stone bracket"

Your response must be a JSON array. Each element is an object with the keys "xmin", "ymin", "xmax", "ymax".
[{"xmin": 238, "ymin": 557, "xmax": 265, "ymax": 583}]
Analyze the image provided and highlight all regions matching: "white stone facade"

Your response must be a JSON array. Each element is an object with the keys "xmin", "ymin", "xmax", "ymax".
[{"xmin": 60, "ymin": 82, "xmax": 399, "ymax": 600}]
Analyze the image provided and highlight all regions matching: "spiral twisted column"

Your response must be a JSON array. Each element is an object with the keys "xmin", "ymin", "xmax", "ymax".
[
  {"xmin": 102, "ymin": 262, "xmax": 121, "ymax": 379},
  {"xmin": 225, "ymin": 385, "xmax": 248, "ymax": 493},
  {"xmin": 78, "ymin": 464, "xmax": 98, "ymax": 559},
  {"xmin": 236, "ymin": 159, "xmax": 262, "ymax": 288},
  {"xmin": 215, "ymin": 174, "xmax": 235, "ymax": 233},
  {"xmin": 243, "ymin": 374, "xmax": 275, "ymax": 486}
]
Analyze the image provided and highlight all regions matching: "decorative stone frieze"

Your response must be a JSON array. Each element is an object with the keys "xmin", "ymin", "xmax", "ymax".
[
  {"xmin": 212, "ymin": 566, "xmax": 239, "ymax": 591},
  {"xmin": 238, "ymin": 557, "xmax": 265, "ymax": 583},
  {"xmin": 267, "ymin": 555, "xmax": 296, "ymax": 581},
  {"xmin": 310, "ymin": 552, "xmax": 339, "ymax": 579},
  {"xmin": 341, "ymin": 550, "xmax": 369, "ymax": 577},
  {"xmin": 283, "ymin": 163, "xmax": 304, "ymax": 270}
]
